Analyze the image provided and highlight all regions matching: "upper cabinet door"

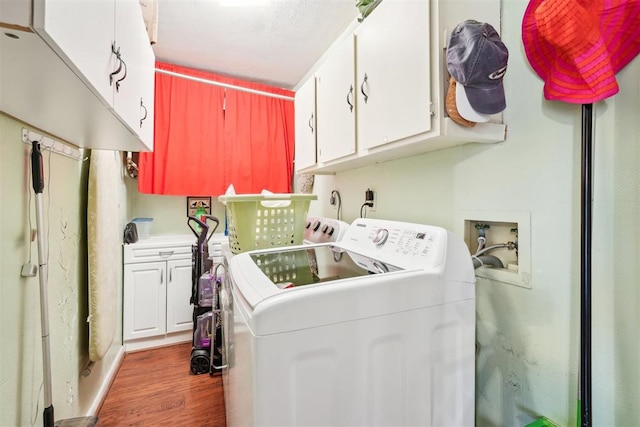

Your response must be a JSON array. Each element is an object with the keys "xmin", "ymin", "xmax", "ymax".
[
  {"xmin": 294, "ymin": 76, "xmax": 317, "ymax": 172},
  {"xmin": 316, "ymin": 35, "xmax": 357, "ymax": 163},
  {"xmin": 133, "ymin": 40, "xmax": 155, "ymax": 148},
  {"xmin": 113, "ymin": 0, "xmax": 155, "ymax": 148},
  {"xmin": 32, "ymin": 0, "xmax": 117, "ymax": 105},
  {"xmin": 356, "ymin": 0, "xmax": 431, "ymax": 151},
  {"xmin": 136, "ymin": 41, "xmax": 155, "ymax": 148}
]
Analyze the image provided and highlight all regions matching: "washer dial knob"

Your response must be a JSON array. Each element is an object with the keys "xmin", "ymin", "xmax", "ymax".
[{"xmin": 372, "ymin": 228, "xmax": 389, "ymax": 246}]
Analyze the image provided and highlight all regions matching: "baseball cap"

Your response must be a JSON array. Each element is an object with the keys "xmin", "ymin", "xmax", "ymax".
[{"xmin": 447, "ymin": 20, "xmax": 508, "ymax": 118}]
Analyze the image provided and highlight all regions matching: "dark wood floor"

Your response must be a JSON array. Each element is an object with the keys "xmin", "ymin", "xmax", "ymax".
[{"xmin": 97, "ymin": 342, "xmax": 226, "ymax": 426}]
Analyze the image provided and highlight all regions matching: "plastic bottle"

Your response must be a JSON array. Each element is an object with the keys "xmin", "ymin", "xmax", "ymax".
[
  {"xmin": 194, "ymin": 311, "xmax": 212, "ymax": 348},
  {"xmin": 195, "ymin": 205, "xmax": 206, "ymax": 234}
]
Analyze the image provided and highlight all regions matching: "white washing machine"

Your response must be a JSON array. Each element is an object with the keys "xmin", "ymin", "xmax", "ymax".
[{"xmin": 221, "ymin": 218, "xmax": 476, "ymax": 426}]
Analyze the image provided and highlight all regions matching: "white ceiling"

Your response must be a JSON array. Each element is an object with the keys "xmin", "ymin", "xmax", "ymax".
[{"xmin": 152, "ymin": 0, "xmax": 360, "ymax": 91}]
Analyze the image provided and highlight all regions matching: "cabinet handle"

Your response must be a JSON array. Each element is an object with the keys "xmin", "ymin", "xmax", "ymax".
[
  {"xmin": 159, "ymin": 251, "xmax": 174, "ymax": 258},
  {"xmin": 169, "ymin": 267, "xmax": 173, "ymax": 283},
  {"xmin": 109, "ymin": 43, "xmax": 123, "ymax": 87},
  {"xmin": 308, "ymin": 113, "xmax": 314, "ymax": 133},
  {"xmin": 140, "ymin": 98, "xmax": 148, "ymax": 128},
  {"xmin": 360, "ymin": 73, "xmax": 369, "ymax": 104},
  {"xmin": 160, "ymin": 270, "xmax": 164, "ymax": 284},
  {"xmin": 346, "ymin": 85, "xmax": 354, "ymax": 112},
  {"xmin": 115, "ymin": 56, "xmax": 128, "ymax": 92}
]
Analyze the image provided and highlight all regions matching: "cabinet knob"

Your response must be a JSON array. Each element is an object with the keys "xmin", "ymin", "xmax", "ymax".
[
  {"xmin": 109, "ymin": 42, "xmax": 123, "ymax": 87},
  {"xmin": 140, "ymin": 98, "xmax": 148, "ymax": 128},
  {"xmin": 109, "ymin": 41, "xmax": 128, "ymax": 92},
  {"xmin": 159, "ymin": 251, "xmax": 174, "ymax": 258},
  {"xmin": 308, "ymin": 113, "xmax": 314, "ymax": 133},
  {"xmin": 347, "ymin": 85, "xmax": 354, "ymax": 112},
  {"xmin": 115, "ymin": 56, "xmax": 128, "ymax": 92},
  {"xmin": 360, "ymin": 73, "xmax": 369, "ymax": 104}
]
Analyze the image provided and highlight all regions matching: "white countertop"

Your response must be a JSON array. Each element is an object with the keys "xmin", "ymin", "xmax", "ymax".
[{"xmin": 126, "ymin": 233, "xmax": 228, "ymax": 247}]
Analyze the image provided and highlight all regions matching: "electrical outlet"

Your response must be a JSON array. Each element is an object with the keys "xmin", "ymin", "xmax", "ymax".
[
  {"xmin": 365, "ymin": 188, "xmax": 376, "ymax": 212},
  {"xmin": 330, "ymin": 190, "xmax": 340, "ymax": 210}
]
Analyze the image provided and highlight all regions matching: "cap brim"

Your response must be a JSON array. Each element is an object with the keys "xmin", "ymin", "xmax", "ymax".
[
  {"xmin": 446, "ymin": 77, "xmax": 476, "ymax": 128},
  {"xmin": 455, "ymin": 84, "xmax": 490, "ymax": 123}
]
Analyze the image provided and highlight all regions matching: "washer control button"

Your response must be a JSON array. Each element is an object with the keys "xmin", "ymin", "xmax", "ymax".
[{"xmin": 372, "ymin": 228, "xmax": 389, "ymax": 246}]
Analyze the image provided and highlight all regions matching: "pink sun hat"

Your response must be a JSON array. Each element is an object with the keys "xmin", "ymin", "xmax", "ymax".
[{"xmin": 522, "ymin": 0, "xmax": 640, "ymax": 104}]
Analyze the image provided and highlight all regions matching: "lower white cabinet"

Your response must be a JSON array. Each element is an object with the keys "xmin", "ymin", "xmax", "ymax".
[
  {"xmin": 123, "ymin": 234, "xmax": 227, "ymax": 351},
  {"xmin": 124, "ymin": 261, "xmax": 167, "ymax": 341},
  {"xmin": 123, "ymin": 236, "xmax": 195, "ymax": 351},
  {"xmin": 166, "ymin": 259, "xmax": 194, "ymax": 333}
]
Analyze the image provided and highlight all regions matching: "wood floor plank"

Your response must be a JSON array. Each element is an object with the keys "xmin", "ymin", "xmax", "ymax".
[{"xmin": 98, "ymin": 343, "xmax": 226, "ymax": 426}]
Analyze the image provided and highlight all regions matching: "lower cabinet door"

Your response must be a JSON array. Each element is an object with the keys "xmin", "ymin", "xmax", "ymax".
[
  {"xmin": 166, "ymin": 259, "xmax": 194, "ymax": 334},
  {"xmin": 123, "ymin": 261, "xmax": 166, "ymax": 341}
]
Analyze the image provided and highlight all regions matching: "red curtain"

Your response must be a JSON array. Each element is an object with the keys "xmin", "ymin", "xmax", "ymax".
[
  {"xmin": 138, "ymin": 62, "xmax": 295, "ymax": 195},
  {"xmin": 223, "ymin": 90, "xmax": 295, "ymax": 194}
]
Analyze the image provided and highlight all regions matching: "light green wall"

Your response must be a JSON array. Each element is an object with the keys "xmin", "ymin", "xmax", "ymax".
[
  {"xmin": 127, "ymin": 177, "xmax": 227, "ymax": 237},
  {"xmin": 0, "ymin": 114, "xmax": 128, "ymax": 424},
  {"xmin": 309, "ymin": 1, "xmax": 640, "ymax": 425}
]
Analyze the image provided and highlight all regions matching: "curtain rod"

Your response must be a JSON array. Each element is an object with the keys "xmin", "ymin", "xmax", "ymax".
[{"xmin": 155, "ymin": 68, "xmax": 295, "ymax": 101}]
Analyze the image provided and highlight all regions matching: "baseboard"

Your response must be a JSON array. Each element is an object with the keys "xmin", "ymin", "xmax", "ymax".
[
  {"xmin": 124, "ymin": 331, "xmax": 191, "ymax": 352},
  {"xmin": 86, "ymin": 346, "xmax": 125, "ymax": 416}
]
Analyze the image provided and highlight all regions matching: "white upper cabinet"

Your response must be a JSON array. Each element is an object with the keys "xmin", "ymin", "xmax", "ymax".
[
  {"xmin": 294, "ymin": 76, "xmax": 317, "ymax": 172},
  {"xmin": 316, "ymin": 33, "xmax": 356, "ymax": 162},
  {"xmin": 316, "ymin": 35, "xmax": 357, "ymax": 163},
  {"xmin": 294, "ymin": 0, "xmax": 506, "ymax": 174},
  {"xmin": 0, "ymin": 0, "xmax": 154, "ymax": 151},
  {"xmin": 32, "ymin": 0, "xmax": 117, "ymax": 105},
  {"xmin": 355, "ymin": 0, "xmax": 431, "ymax": 151},
  {"xmin": 113, "ymin": 0, "xmax": 155, "ymax": 144}
]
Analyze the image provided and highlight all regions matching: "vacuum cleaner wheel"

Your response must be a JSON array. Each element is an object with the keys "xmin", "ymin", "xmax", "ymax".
[{"xmin": 190, "ymin": 348, "xmax": 210, "ymax": 375}]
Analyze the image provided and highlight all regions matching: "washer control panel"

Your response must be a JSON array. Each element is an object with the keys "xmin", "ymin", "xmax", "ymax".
[
  {"xmin": 303, "ymin": 216, "xmax": 350, "ymax": 244},
  {"xmin": 338, "ymin": 218, "xmax": 447, "ymax": 269}
]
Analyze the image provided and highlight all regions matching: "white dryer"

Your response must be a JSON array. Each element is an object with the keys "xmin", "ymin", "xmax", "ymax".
[{"xmin": 221, "ymin": 218, "xmax": 476, "ymax": 427}]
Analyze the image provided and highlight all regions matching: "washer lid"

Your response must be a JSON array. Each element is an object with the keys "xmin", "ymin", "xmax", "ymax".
[
  {"xmin": 229, "ymin": 244, "xmax": 403, "ymax": 309},
  {"xmin": 249, "ymin": 245, "xmax": 401, "ymax": 290}
]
